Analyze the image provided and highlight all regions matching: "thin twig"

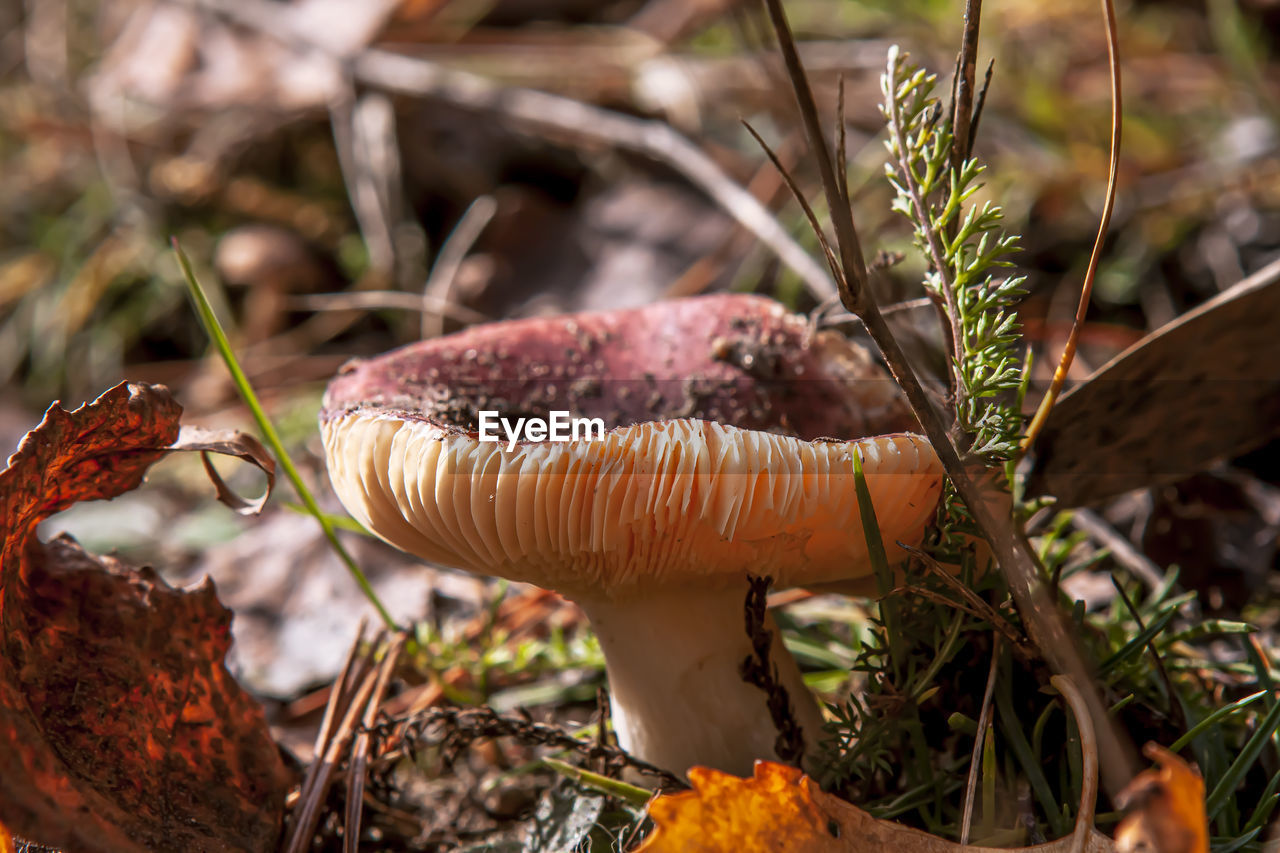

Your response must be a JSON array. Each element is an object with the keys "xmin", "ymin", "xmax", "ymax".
[
  {"xmin": 967, "ymin": 58, "xmax": 996, "ymax": 155},
  {"xmin": 285, "ymin": 639, "xmax": 387, "ymax": 853},
  {"xmin": 301, "ymin": 620, "xmax": 368, "ymax": 805},
  {"xmin": 740, "ymin": 121, "xmax": 841, "ymax": 282},
  {"xmin": 1050, "ymin": 675, "xmax": 1101, "ymax": 853},
  {"xmin": 818, "ymin": 296, "xmax": 933, "ymax": 328},
  {"xmin": 286, "ymin": 291, "xmax": 489, "ymax": 324},
  {"xmin": 1071, "ymin": 507, "xmax": 1164, "ymax": 591},
  {"xmin": 899, "ymin": 543, "xmax": 1028, "ymax": 652},
  {"xmin": 960, "ymin": 635, "xmax": 1001, "ymax": 845},
  {"xmin": 950, "ymin": 0, "xmax": 984, "ymax": 170},
  {"xmin": 421, "ymin": 195, "xmax": 497, "ymax": 339},
  {"xmin": 760, "ymin": 0, "xmax": 867, "ymax": 304},
  {"xmin": 1022, "ymin": 0, "xmax": 1122, "ymax": 453},
  {"xmin": 346, "ymin": 634, "xmax": 406, "ymax": 853}
]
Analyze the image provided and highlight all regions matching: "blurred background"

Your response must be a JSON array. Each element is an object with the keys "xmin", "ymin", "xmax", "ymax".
[{"xmin": 3, "ymin": 0, "xmax": 1279, "ymax": 740}]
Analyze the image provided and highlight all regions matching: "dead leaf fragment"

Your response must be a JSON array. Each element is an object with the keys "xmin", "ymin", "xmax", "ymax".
[
  {"xmin": 170, "ymin": 424, "xmax": 276, "ymax": 515},
  {"xmin": 1114, "ymin": 744, "xmax": 1209, "ymax": 853},
  {"xmin": 635, "ymin": 761, "xmax": 1115, "ymax": 853},
  {"xmin": 0, "ymin": 382, "xmax": 291, "ymax": 852}
]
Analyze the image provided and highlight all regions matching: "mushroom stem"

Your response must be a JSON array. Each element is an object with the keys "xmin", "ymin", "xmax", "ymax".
[{"xmin": 578, "ymin": 584, "xmax": 825, "ymax": 778}]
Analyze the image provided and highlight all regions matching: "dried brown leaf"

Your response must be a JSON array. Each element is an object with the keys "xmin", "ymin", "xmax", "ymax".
[
  {"xmin": 635, "ymin": 761, "xmax": 1115, "ymax": 853},
  {"xmin": 170, "ymin": 424, "xmax": 276, "ymax": 515},
  {"xmin": 0, "ymin": 382, "xmax": 290, "ymax": 852},
  {"xmin": 1029, "ymin": 257, "xmax": 1280, "ymax": 506}
]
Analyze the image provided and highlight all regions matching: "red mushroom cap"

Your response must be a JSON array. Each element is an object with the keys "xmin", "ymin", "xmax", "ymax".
[{"xmin": 320, "ymin": 295, "xmax": 943, "ymax": 600}]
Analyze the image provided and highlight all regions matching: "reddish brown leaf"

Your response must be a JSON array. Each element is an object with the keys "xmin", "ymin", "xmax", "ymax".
[{"xmin": 0, "ymin": 382, "xmax": 291, "ymax": 852}]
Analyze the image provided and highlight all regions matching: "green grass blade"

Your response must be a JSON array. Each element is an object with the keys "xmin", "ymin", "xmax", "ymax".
[
  {"xmin": 172, "ymin": 239, "xmax": 397, "ymax": 631},
  {"xmin": 1098, "ymin": 606, "xmax": 1177, "ymax": 676},
  {"xmin": 1168, "ymin": 690, "xmax": 1266, "ymax": 754},
  {"xmin": 1205, "ymin": 693, "xmax": 1280, "ymax": 820},
  {"xmin": 541, "ymin": 758, "xmax": 653, "ymax": 808},
  {"xmin": 1242, "ymin": 767, "xmax": 1280, "ymax": 834},
  {"xmin": 995, "ymin": 664, "xmax": 1068, "ymax": 837},
  {"xmin": 283, "ymin": 502, "xmax": 374, "ymax": 535},
  {"xmin": 1210, "ymin": 828, "xmax": 1260, "ymax": 853},
  {"xmin": 853, "ymin": 448, "xmax": 903, "ymax": 675}
]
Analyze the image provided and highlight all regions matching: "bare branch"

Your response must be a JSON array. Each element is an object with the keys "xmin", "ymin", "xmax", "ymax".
[
  {"xmin": 950, "ymin": 0, "xmax": 984, "ymax": 170},
  {"xmin": 759, "ymin": 0, "xmax": 869, "ymax": 308}
]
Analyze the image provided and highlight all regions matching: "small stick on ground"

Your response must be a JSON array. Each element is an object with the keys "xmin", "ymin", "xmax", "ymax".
[
  {"xmin": 345, "ymin": 634, "xmax": 406, "ymax": 853},
  {"xmin": 289, "ymin": 621, "xmax": 369, "ymax": 813},
  {"xmin": 1071, "ymin": 507, "xmax": 1164, "ymax": 591},
  {"xmin": 285, "ymin": 632, "xmax": 391, "ymax": 853}
]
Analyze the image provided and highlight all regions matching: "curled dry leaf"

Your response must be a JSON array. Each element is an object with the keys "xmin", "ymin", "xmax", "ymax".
[
  {"xmin": 0, "ymin": 382, "xmax": 290, "ymax": 852},
  {"xmin": 1114, "ymin": 744, "xmax": 1209, "ymax": 853},
  {"xmin": 170, "ymin": 424, "xmax": 277, "ymax": 515},
  {"xmin": 635, "ymin": 761, "xmax": 1115, "ymax": 853}
]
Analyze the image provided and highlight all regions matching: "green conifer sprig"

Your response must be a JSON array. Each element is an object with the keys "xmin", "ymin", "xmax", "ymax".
[{"xmin": 880, "ymin": 47, "xmax": 1027, "ymax": 464}]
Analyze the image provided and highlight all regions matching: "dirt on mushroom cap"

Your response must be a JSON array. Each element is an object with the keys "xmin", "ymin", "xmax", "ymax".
[{"xmin": 320, "ymin": 294, "xmax": 916, "ymax": 440}]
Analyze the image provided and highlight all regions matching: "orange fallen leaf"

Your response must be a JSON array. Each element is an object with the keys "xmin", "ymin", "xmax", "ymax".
[
  {"xmin": 635, "ymin": 761, "xmax": 1115, "ymax": 853},
  {"xmin": 1114, "ymin": 744, "xmax": 1209, "ymax": 853},
  {"xmin": 0, "ymin": 383, "xmax": 291, "ymax": 852}
]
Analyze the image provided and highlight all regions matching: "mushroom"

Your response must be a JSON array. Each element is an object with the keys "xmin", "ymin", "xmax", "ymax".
[{"xmin": 319, "ymin": 293, "xmax": 944, "ymax": 776}]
